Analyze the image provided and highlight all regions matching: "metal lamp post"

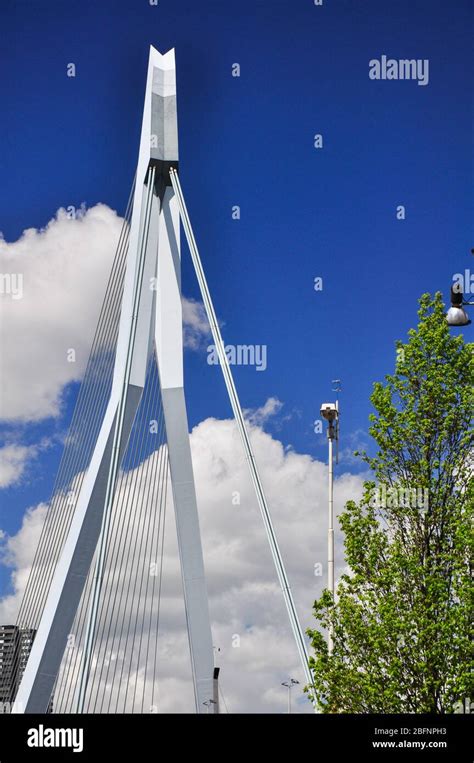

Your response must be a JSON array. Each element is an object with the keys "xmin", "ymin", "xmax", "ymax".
[{"xmin": 320, "ymin": 387, "xmax": 340, "ymax": 656}]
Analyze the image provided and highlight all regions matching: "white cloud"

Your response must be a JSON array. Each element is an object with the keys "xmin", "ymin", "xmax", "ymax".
[
  {"xmin": 0, "ymin": 444, "xmax": 37, "ymax": 488},
  {"xmin": 0, "ymin": 502, "xmax": 48, "ymax": 624},
  {"xmin": 338, "ymin": 427, "xmax": 372, "ymax": 467},
  {"xmin": 181, "ymin": 296, "xmax": 211, "ymax": 350},
  {"xmin": 0, "ymin": 440, "xmax": 51, "ymax": 488},
  {"xmin": 0, "ymin": 205, "xmax": 124, "ymax": 422},
  {"xmin": 244, "ymin": 396, "xmax": 283, "ymax": 426}
]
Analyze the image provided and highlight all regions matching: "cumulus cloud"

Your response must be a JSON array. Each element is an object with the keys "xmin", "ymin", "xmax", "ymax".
[
  {"xmin": 0, "ymin": 205, "xmax": 124, "ymax": 422},
  {"xmin": 0, "ymin": 444, "xmax": 38, "ymax": 488},
  {"xmin": 182, "ymin": 296, "xmax": 211, "ymax": 350},
  {"xmin": 0, "ymin": 412, "xmax": 364, "ymax": 713},
  {"xmin": 244, "ymin": 396, "xmax": 284, "ymax": 426},
  {"xmin": 0, "ymin": 502, "xmax": 48, "ymax": 624},
  {"xmin": 0, "ymin": 440, "xmax": 51, "ymax": 488}
]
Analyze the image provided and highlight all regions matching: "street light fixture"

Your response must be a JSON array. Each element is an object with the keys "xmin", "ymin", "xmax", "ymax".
[
  {"xmin": 203, "ymin": 699, "xmax": 216, "ymax": 714},
  {"xmin": 446, "ymin": 251, "xmax": 474, "ymax": 327},
  {"xmin": 446, "ymin": 285, "xmax": 472, "ymax": 327},
  {"xmin": 281, "ymin": 678, "xmax": 300, "ymax": 714}
]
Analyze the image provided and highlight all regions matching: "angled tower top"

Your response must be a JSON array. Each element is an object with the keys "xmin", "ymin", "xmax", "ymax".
[
  {"xmin": 135, "ymin": 45, "xmax": 178, "ymax": 190},
  {"xmin": 149, "ymin": 46, "xmax": 177, "ymax": 96}
]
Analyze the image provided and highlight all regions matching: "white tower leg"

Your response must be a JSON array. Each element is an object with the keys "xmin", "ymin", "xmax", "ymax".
[{"xmin": 154, "ymin": 186, "xmax": 214, "ymax": 710}]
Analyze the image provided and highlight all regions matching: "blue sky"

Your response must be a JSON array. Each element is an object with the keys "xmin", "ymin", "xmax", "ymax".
[{"xmin": 0, "ymin": 0, "xmax": 473, "ymax": 594}]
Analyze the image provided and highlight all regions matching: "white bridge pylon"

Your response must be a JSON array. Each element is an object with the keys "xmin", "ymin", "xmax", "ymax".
[{"xmin": 14, "ymin": 46, "xmax": 312, "ymax": 714}]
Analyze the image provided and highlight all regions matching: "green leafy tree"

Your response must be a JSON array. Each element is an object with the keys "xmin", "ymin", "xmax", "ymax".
[{"xmin": 307, "ymin": 293, "xmax": 473, "ymax": 713}]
